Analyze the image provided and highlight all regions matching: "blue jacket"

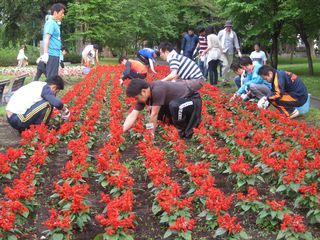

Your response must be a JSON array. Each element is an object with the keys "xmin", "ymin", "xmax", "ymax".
[
  {"xmin": 181, "ymin": 33, "xmax": 198, "ymax": 53},
  {"xmin": 237, "ymin": 63, "xmax": 271, "ymax": 95}
]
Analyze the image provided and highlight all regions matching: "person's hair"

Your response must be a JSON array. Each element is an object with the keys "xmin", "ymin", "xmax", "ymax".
[
  {"xmin": 20, "ymin": 45, "xmax": 26, "ymax": 50},
  {"xmin": 230, "ymin": 62, "xmax": 242, "ymax": 72},
  {"xmin": 51, "ymin": 3, "xmax": 66, "ymax": 15},
  {"xmin": 93, "ymin": 44, "xmax": 99, "ymax": 50},
  {"xmin": 154, "ymin": 50, "xmax": 160, "ymax": 57},
  {"xmin": 158, "ymin": 42, "xmax": 173, "ymax": 53},
  {"xmin": 126, "ymin": 79, "xmax": 149, "ymax": 97},
  {"xmin": 47, "ymin": 75, "xmax": 64, "ymax": 90},
  {"xmin": 254, "ymin": 42, "xmax": 261, "ymax": 48},
  {"xmin": 240, "ymin": 56, "xmax": 253, "ymax": 66},
  {"xmin": 118, "ymin": 56, "xmax": 128, "ymax": 64},
  {"xmin": 258, "ymin": 65, "xmax": 277, "ymax": 76},
  {"xmin": 61, "ymin": 47, "xmax": 68, "ymax": 52},
  {"xmin": 199, "ymin": 28, "xmax": 206, "ymax": 33},
  {"xmin": 188, "ymin": 27, "xmax": 194, "ymax": 31}
]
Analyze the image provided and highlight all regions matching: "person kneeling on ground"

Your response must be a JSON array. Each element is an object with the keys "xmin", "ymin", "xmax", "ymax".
[
  {"xmin": 137, "ymin": 48, "xmax": 160, "ymax": 74},
  {"xmin": 158, "ymin": 42, "xmax": 205, "ymax": 92},
  {"xmin": 231, "ymin": 57, "xmax": 271, "ymax": 101},
  {"xmin": 119, "ymin": 56, "xmax": 148, "ymax": 85},
  {"xmin": 257, "ymin": 65, "xmax": 308, "ymax": 119},
  {"xmin": 123, "ymin": 79, "xmax": 202, "ymax": 139},
  {"xmin": 230, "ymin": 62, "xmax": 246, "ymax": 89},
  {"xmin": 6, "ymin": 75, "xmax": 70, "ymax": 133}
]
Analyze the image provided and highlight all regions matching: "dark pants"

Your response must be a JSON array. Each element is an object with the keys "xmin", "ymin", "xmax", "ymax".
[
  {"xmin": 208, "ymin": 59, "xmax": 219, "ymax": 85},
  {"xmin": 137, "ymin": 53, "xmax": 149, "ymax": 66},
  {"xmin": 34, "ymin": 62, "xmax": 46, "ymax": 81},
  {"xmin": 127, "ymin": 71, "xmax": 147, "ymax": 80},
  {"xmin": 270, "ymin": 94, "xmax": 308, "ymax": 116},
  {"xmin": 7, "ymin": 100, "xmax": 53, "ymax": 132},
  {"xmin": 167, "ymin": 93, "xmax": 202, "ymax": 139},
  {"xmin": 183, "ymin": 51, "xmax": 194, "ymax": 60},
  {"xmin": 46, "ymin": 56, "xmax": 60, "ymax": 79},
  {"xmin": 234, "ymin": 76, "xmax": 241, "ymax": 89}
]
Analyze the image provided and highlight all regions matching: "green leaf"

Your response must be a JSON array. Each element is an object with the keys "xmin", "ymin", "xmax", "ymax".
[
  {"xmin": 181, "ymin": 231, "xmax": 192, "ymax": 240},
  {"xmin": 164, "ymin": 229, "xmax": 172, "ymax": 239},
  {"xmin": 213, "ymin": 228, "xmax": 227, "ymax": 238},
  {"xmin": 8, "ymin": 235, "xmax": 18, "ymax": 240},
  {"xmin": 239, "ymin": 231, "xmax": 250, "ymax": 239},
  {"xmin": 276, "ymin": 230, "xmax": 286, "ymax": 240},
  {"xmin": 198, "ymin": 210, "xmax": 207, "ymax": 217},
  {"xmin": 101, "ymin": 181, "xmax": 109, "ymax": 188},
  {"xmin": 52, "ymin": 233, "xmax": 64, "ymax": 240},
  {"xmin": 94, "ymin": 233, "xmax": 104, "ymax": 240},
  {"xmin": 276, "ymin": 185, "xmax": 287, "ymax": 192},
  {"xmin": 152, "ymin": 203, "xmax": 162, "ymax": 215}
]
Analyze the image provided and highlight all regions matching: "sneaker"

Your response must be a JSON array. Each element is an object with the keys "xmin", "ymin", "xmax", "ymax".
[{"xmin": 290, "ymin": 108, "xmax": 300, "ymax": 119}]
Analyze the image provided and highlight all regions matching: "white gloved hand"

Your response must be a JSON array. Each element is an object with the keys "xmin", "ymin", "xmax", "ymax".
[
  {"xmin": 42, "ymin": 53, "xmax": 49, "ymax": 64},
  {"xmin": 180, "ymin": 50, "xmax": 184, "ymax": 55},
  {"xmin": 119, "ymin": 79, "xmax": 124, "ymax": 85},
  {"xmin": 241, "ymin": 93, "xmax": 249, "ymax": 101},
  {"xmin": 257, "ymin": 97, "xmax": 269, "ymax": 109},
  {"xmin": 238, "ymin": 51, "xmax": 242, "ymax": 58},
  {"xmin": 61, "ymin": 107, "xmax": 70, "ymax": 121}
]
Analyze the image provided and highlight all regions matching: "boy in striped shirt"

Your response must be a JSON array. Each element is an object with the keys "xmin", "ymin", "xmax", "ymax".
[
  {"xmin": 195, "ymin": 28, "xmax": 208, "ymax": 78},
  {"xmin": 158, "ymin": 42, "xmax": 205, "ymax": 92}
]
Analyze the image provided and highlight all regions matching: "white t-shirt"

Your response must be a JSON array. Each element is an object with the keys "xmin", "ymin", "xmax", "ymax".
[
  {"xmin": 250, "ymin": 50, "xmax": 267, "ymax": 65},
  {"xmin": 82, "ymin": 45, "xmax": 97, "ymax": 59},
  {"xmin": 6, "ymin": 82, "xmax": 47, "ymax": 114}
]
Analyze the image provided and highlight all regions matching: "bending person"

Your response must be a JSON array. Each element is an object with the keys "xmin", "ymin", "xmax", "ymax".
[
  {"xmin": 119, "ymin": 56, "xmax": 148, "ymax": 84},
  {"xmin": 137, "ymin": 48, "xmax": 160, "ymax": 73}
]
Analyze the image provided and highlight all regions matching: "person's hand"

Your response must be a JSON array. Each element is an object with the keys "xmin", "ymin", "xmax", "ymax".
[
  {"xmin": 42, "ymin": 53, "xmax": 49, "ymax": 64},
  {"xmin": 238, "ymin": 51, "xmax": 242, "ymax": 58},
  {"xmin": 257, "ymin": 96, "xmax": 269, "ymax": 109},
  {"xmin": 230, "ymin": 93, "xmax": 238, "ymax": 102},
  {"xmin": 61, "ymin": 107, "xmax": 70, "ymax": 121},
  {"xmin": 180, "ymin": 50, "xmax": 184, "ymax": 55},
  {"xmin": 119, "ymin": 79, "xmax": 124, "ymax": 85}
]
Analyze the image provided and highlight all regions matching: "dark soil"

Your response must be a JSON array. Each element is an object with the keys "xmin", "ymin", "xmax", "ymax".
[{"xmin": 0, "ymin": 117, "xmax": 20, "ymax": 148}]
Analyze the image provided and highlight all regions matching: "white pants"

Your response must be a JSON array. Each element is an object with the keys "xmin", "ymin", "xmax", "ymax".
[{"xmin": 220, "ymin": 53, "xmax": 234, "ymax": 82}]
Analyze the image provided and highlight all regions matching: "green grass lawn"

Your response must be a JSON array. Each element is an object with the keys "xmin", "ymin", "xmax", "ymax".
[{"xmin": 278, "ymin": 57, "xmax": 320, "ymax": 98}]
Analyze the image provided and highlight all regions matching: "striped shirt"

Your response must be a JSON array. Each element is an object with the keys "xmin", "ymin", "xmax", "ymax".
[
  {"xmin": 198, "ymin": 35, "xmax": 208, "ymax": 54},
  {"xmin": 167, "ymin": 50, "xmax": 203, "ymax": 80}
]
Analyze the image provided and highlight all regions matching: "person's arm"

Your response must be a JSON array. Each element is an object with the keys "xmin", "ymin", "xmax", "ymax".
[
  {"xmin": 41, "ymin": 85, "xmax": 64, "ymax": 110},
  {"xmin": 122, "ymin": 61, "xmax": 132, "ymax": 80},
  {"xmin": 181, "ymin": 35, "xmax": 186, "ymax": 54},
  {"xmin": 95, "ymin": 50, "xmax": 99, "ymax": 64},
  {"xmin": 234, "ymin": 31, "xmax": 240, "ymax": 52},
  {"xmin": 123, "ymin": 109, "xmax": 140, "ymax": 132},
  {"xmin": 263, "ymin": 52, "xmax": 267, "ymax": 65},
  {"xmin": 43, "ymin": 34, "xmax": 51, "ymax": 55},
  {"xmin": 161, "ymin": 70, "xmax": 178, "ymax": 81},
  {"xmin": 149, "ymin": 58, "xmax": 156, "ymax": 73},
  {"xmin": 149, "ymin": 106, "xmax": 161, "ymax": 133}
]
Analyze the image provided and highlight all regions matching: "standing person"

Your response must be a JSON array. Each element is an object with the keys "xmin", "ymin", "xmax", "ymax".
[
  {"xmin": 17, "ymin": 46, "xmax": 28, "ymax": 67},
  {"xmin": 158, "ymin": 42, "xmax": 204, "ymax": 92},
  {"xmin": 218, "ymin": 20, "xmax": 242, "ymax": 84},
  {"xmin": 257, "ymin": 65, "xmax": 308, "ymax": 118},
  {"xmin": 181, "ymin": 27, "xmax": 199, "ymax": 60},
  {"xmin": 231, "ymin": 57, "xmax": 271, "ymax": 101},
  {"xmin": 6, "ymin": 75, "xmax": 70, "ymax": 133},
  {"xmin": 81, "ymin": 44, "xmax": 99, "ymax": 68},
  {"xmin": 119, "ymin": 56, "xmax": 148, "ymax": 84},
  {"xmin": 34, "ymin": 47, "xmax": 68, "ymax": 81},
  {"xmin": 123, "ymin": 79, "xmax": 202, "ymax": 139},
  {"xmin": 195, "ymin": 28, "xmax": 208, "ymax": 78},
  {"xmin": 202, "ymin": 33, "xmax": 221, "ymax": 85},
  {"xmin": 250, "ymin": 43, "xmax": 267, "ymax": 65},
  {"xmin": 137, "ymin": 48, "xmax": 160, "ymax": 73},
  {"xmin": 42, "ymin": 3, "xmax": 66, "ymax": 79}
]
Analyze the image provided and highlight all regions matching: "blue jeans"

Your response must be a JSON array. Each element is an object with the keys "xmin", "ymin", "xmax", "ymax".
[
  {"xmin": 234, "ymin": 76, "xmax": 241, "ymax": 89},
  {"xmin": 198, "ymin": 59, "xmax": 208, "ymax": 78}
]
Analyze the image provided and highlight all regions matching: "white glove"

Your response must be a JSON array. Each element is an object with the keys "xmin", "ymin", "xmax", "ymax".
[
  {"xmin": 61, "ymin": 107, "xmax": 70, "ymax": 121},
  {"xmin": 257, "ymin": 97, "xmax": 269, "ymax": 109},
  {"xmin": 180, "ymin": 50, "xmax": 184, "ymax": 55},
  {"xmin": 241, "ymin": 93, "xmax": 249, "ymax": 101},
  {"xmin": 119, "ymin": 79, "xmax": 124, "ymax": 85},
  {"xmin": 238, "ymin": 51, "xmax": 242, "ymax": 58},
  {"xmin": 42, "ymin": 53, "xmax": 49, "ymax": 64}
]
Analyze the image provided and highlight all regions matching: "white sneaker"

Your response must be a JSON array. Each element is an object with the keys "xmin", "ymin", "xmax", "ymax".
[{"xmin": 290, "ymin": 108, "xmax": 300, "ymax": 119}]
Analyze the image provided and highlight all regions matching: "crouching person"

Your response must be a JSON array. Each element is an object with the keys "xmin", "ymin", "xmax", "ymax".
[
  {"xmin": 6, "ymin": 75, "xmax": 70, "ymax": 132},
  {"xmin": 257, "ymin": 65, "xmax": 308, "ymax": 118},
  {"xmin": 123, "ymin": 79, "xmax": 202, "ymax": 139}
]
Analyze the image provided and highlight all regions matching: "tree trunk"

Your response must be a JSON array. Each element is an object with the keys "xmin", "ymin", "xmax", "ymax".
[
  {"xmin": 297, "ymin": 21, "xmax": 314, "ymax": 75},
  {"xmin": 270, "ymin": 33, "xmax": 279, "ymax": 68},
  {"xmin": 309, "ymin": 38, "xmax": 316, "ymax": 58}
]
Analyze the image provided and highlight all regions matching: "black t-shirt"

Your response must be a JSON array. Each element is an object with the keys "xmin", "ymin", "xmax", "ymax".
[{"xmin": 134, "ymin": 81, "xmax": 190, "ymax": 111}]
